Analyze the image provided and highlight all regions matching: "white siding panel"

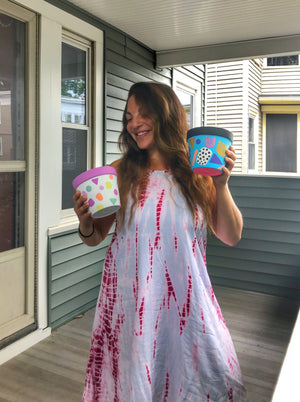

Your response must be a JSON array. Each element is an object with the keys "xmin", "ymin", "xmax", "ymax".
[
  {"xmin": 205, "ymin": 61, "xmax": 245, "ymax": 172},
  {"xmin": 262, "ymin": 66, "xmax": 300, "ymax": 95},
  {"xmin": 248, "ymin": 60, "xmax": 263, "ymax": 172}
]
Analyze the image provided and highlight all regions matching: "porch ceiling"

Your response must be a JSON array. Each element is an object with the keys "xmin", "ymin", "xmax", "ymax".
[{"xmin": 67, "ymin": 0, "xmax": 300, "ymax": 66}]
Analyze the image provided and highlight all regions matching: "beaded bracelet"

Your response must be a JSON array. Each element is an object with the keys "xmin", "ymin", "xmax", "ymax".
[{"xmin": 78, "ymin": 224, "xmax": 95, "ymax": 238}]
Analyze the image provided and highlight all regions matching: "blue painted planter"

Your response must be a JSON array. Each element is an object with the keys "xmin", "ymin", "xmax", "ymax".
[{"xmin": 187, "ymin": 126, "xmax": 233, "ymax": 176}]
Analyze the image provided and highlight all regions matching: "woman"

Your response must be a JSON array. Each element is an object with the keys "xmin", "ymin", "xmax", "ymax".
[{"xmin": 74, "ymin": 82, "xmax": 247, "ymax": 401}]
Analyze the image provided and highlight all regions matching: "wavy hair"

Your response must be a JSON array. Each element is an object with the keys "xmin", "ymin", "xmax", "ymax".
[{"xmin": 117, "ymin": 81, "xmax": 216, "ymax": 230}]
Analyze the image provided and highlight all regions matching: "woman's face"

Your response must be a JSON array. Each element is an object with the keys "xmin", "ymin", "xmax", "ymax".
[{"xmin": 125, "ymin": 95, "xmax": 156, "ymax": 152}]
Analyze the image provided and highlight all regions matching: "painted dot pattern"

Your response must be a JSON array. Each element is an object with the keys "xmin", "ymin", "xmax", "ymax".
[
  {"xmin": 77, "ymin": 172, "xmax": 120, "ymax": 218},
  {"xmin": 197, "ymin": 147, "xmax": 212, "ymax": 166}
]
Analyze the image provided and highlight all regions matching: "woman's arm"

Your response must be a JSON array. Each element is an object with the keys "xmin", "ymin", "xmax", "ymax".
[
  {"xmin": 212, "ymin": 146, "xmax": 243, "ymax": 246},
  {"xmin": 73, "ymin": 191, "xmax": 116, "ymax": 246}
]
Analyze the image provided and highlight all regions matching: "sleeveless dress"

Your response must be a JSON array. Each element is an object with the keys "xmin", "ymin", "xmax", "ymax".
[{"xmin": 83, "ymin": 170, "xmax": 248, "ymax": 402}]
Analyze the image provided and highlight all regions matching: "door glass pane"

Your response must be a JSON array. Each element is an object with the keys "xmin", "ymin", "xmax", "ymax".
[
  {"xmin": 176, "ymin": 89, "xmax": 194, "ymax": 128},
  {"xmin": 266, "ymin": 114, "xmax": 297, "ymax": 172},
  {"xmin": 248, "ymin": 144, "xmax": 255, "ymax": 170},
  {"xmin": 248, "ymin": 118, "xmax": 254, "ymax": 142},
  {"xmin": 62, "ymin": 128, "xmax": 87, "ymax": 209},
  {"xmin": 0, "ymin": 13, "xmax": 25, "ymax": 161},
  {"xmin": 61, "ymin": 43, "xmax": 86, "ymax": 125},
  {"xmin": 0, "ymin": 172, "xmax": 25, "ymax": 252}
]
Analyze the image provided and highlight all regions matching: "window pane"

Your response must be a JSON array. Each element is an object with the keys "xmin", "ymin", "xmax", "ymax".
[
  {"xmin": 248, "ymin": 144, "xmax": 255, "ymax": 170},
  {"xmin": 61, "ymin": 43, "xmax": 86, "ymax": 125},
  {"xmin": 0, "ymin": 172, "xmax": 25, "ymax": 252},
  {"xmin": 267, "ymin": 56, "xmax": 298, "ymax": 66},
  {"xmin": 0, "ymin": 13, "xmax": 25, "ymax": 161},
  {"xmin": 176, "ymin": 89, "xmax": 194, "ymax": 128},
  {"xmin": 248, "ymin": 117, "xmax": 254, "ymax": 142},
  {"xmin": 62, "ymin": 128, "xmax": 87, "ymax": 209},
  {"xmin": 266, "ymin": 114, "xmax": 297, "ymax": 172}
]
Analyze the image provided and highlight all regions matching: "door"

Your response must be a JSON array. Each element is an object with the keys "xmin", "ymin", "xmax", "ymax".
[{"xmin": 0, "ymin": 1, "xmax": 36, "ymax": 346}]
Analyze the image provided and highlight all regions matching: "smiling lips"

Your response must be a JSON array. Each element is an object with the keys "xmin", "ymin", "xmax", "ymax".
[{"xmin": 136, "ymin": 130, "xmax": 150, "ymax": 137}]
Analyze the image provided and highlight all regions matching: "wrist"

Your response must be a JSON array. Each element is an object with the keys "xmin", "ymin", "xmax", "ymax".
[{"xmin": 78, "ymin": 223, "xmax": 95, "ymax": 238}]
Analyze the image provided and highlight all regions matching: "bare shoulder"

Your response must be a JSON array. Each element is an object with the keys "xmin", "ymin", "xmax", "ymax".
[{"xmin": 110, "ymin": 158, "xmax": 122, "ymax": 171}]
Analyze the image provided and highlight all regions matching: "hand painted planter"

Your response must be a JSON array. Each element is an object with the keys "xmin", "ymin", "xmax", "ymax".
[
  {"xmin": 187, "ymin": 126, "xmax": 233, "ymax": 176},
  {"xmin": 72, "ymin": 166, "xmax": 121, "ymax": 218}
]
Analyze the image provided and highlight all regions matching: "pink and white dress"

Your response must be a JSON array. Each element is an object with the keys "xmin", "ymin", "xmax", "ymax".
[{"xmin": 83, "ymin": 170, "xmax": 248, "ymax": 402}]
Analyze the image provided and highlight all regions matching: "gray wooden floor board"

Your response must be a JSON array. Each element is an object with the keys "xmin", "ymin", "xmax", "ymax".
[{"xmin": 0, "ymin": 286, "xmax": 298, "ymax": 402}]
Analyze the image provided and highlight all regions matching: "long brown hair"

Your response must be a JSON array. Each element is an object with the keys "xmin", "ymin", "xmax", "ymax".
[{"xmin": 117, "ymin": 81, "xmax": 216, "ymax": 230}]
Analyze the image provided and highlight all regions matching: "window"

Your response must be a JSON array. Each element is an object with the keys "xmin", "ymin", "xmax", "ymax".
[
  {"xmin": 173, "ymin": 69, "xmax": 202, "ymax": 128},
  {"xmin": 176, "ymin": 88, "xmax": 194, "ymax": 128},
  {"xmin": 248, "ymin": 117, "xmax": 256, "ymax": 171},
  {"xmin": 0, "ymin": 13, "xmax": 26, "ymax": 252},
  {"xmin": 267, "ymin": 55, "xmax": 299, "ymax": 66},
  {"xmin": 61, "ymin": 34, "xmax": 92, "ymax": 210},
  {"xmin": 265, "ymin": 114, "xmax": 297, "ymax": 173}
]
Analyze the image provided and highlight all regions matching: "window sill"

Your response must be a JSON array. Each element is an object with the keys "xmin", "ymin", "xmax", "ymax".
[{"xmin": 48, "ymin": 220, "xmax": 78, "ymax": 236}]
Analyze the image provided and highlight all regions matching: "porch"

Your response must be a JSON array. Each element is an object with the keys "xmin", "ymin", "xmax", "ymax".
[{"xmin": 0, "ymin": 286, "xmax": 298, "ymax": 402}]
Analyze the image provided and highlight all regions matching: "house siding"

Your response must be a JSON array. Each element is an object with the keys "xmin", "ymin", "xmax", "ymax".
[
  {"xmin": 247, "ymin": 59, "xmax": 263, "ymax": 172},
  {"xmin": 105, "ymin": 35, "xmax": 171, "ymax": 164},
  {"xmin": 48, "ymin": 230, "xmax": 113, "ymax": 329},
  {"xmin": 205, "ymin": 61, "xmax": 245, "ymax": 172},
  {"xmin": 207, "ymin": 175, "xmax": 300, "ymax": 300},
  {"xmin": 261, "ymin": 65, "xmax": 300, "ymax": 95}
]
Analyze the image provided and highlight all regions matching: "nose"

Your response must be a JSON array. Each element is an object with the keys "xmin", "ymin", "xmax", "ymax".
[
  {"xmin": 128, "ymin": 112, "xmax": 144, "ymax": 128},
  {"xmin": 131, "ymin": 115, "xmax": 142, "ymax": 128}
]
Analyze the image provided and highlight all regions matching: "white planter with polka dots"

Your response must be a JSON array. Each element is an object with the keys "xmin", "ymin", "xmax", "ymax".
[{"xmin": 73, "ymin": 166, "xmax": 121, "ymax": 218}]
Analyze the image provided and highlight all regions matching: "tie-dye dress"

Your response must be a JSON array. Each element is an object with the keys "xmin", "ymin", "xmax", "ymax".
[{"xmin": 83, "ymin": 169, "xmax": 248, "ymax": 402}]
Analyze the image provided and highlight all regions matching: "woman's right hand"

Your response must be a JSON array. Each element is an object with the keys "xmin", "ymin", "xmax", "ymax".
[{"xmin": 73, "ymin": 190, "xmax": 94, "ymax": 236}]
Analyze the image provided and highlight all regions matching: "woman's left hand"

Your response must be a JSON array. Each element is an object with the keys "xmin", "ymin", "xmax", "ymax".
[{"xmin": 213, "ymin": 145, "xmax": 236, "ymax": 187}]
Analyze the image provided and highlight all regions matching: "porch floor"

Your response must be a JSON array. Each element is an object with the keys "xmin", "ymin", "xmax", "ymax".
[{"xmin": 0, "ymin": 286, "xmax": 298, "ymax": 402}]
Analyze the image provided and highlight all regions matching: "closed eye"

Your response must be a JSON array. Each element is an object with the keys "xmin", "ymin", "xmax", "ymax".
[{"xmin": 125, "ymin": 112, "xmax": 132, "ymax": 123}]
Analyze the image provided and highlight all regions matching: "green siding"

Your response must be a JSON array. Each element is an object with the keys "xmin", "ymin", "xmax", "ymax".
[
  {"xmin": 105, "ymin": 38, "xmax": 171, "ymax": 164},
  {"xmin": 207, "ymin": 175, "xmax": 300, "ymax": 300},
  {"xmin": 48, "ymin": 230, "xmax": 113, "ymax": 329}
]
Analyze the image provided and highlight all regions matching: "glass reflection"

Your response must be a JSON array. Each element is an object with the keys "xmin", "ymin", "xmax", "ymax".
[
  {"xmin": 0, "ymin": 13, "xmax": 25, "ymax": 161},
  {"xmin": 61, "ymin": 42, "xmax": 86, "ymax": 125},
  {"xmin": 0, "ymin": 172, "xmax": 25, "ymax": 253},
  {"xmin": 62, "ymin": 127, "xmax": 87, "ymax": 209},
  {"xmin": 176, "ymin": 89, "xmax": 194, "ymax": 128}
]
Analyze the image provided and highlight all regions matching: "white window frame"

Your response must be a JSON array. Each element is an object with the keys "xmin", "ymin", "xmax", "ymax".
[
  {"xmin": 261, "ymin": 105, "xmax": 300, "ymax": 176},
  {"xmin": 247, "ymin": 112, "xmax": 258, "ymax": 173},
  {"xmin": 39, "ymin": 11, "xmax": 103, "ymax": 228},
  {"xmin": 60, "ymin": 31, "xmax": 93, "ymax": 218},
  {"xmin": 173, "ymin": 69, "xmax": 202, "ymax": 128}
]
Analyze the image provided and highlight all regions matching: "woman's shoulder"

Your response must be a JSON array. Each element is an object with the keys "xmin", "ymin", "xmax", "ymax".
[{"xmin": 110, "ymin": 158, "xmax": 122, "ymax": 171}]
